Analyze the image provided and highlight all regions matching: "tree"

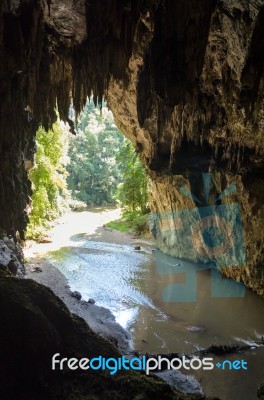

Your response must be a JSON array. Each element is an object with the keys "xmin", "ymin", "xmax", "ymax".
[
  {"xmin": 26, "ymin": 122, "xmax": 68, "ymax": 239},
  {"xmin": 66, "ymin": 102, "xmax": 124, "ymax": 205},
  {"xmin": 115, "ymin": 139, "xmax": 149, "ymax": 214}
]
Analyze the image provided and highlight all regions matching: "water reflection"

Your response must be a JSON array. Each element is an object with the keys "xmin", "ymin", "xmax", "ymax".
[
  {"xmin": 155, "ymin": 250, "xmax": 245, "ymax": 302},
  {"xmin": 47, "ymin": 238, "xmax": 264, "ymax": 400},
  {"xmin": 47, "ymin": 240, "xmax": 264, "ymax": 353},
  {"xmin": 130, "ymin": 250, "xmax": 264, "ymax": 354}
]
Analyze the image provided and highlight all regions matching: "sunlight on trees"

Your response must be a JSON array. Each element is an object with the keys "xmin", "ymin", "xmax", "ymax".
[
  {"xmin": 26, "ymin": 122, "xmax": 68, "ymax": 240},
  {"xmin": 26, "ymin": 102, "xmax": 149, "ymax": 240},
  {"xmin": 116, "ymin": 139, "xmax": 149, "ymax": 214},
  {"xmin": 67, "ymin": 102, "xmax": 123, "ymax": 206}
]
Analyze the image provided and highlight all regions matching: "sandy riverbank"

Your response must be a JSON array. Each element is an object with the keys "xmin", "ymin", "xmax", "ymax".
[{"xmin": 24, "ymin": 208, "xmax": 153, "ymax": 354}]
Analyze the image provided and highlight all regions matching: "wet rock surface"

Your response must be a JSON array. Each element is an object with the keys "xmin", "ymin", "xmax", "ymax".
[
  {"xmin": 0, "ymin": 238, "xmax": 25, "ymax": 277},
  {"xmin": 25, "ymin": 257, "xmax": 133, "ymax": 355},
  {"xmin": 258, "ymin": 383, "xmax": 264, "ymax": 399},
  {"xmin": 0, "ymin": 271, "xmax": 218, "ymax": 400},
  {"xmin": 71, "ymin": 290, "xmax": 82, "ymax": 300},
  {"xmin": 155, "ymin": 370, "xmax": 203, "ymax": 395}
]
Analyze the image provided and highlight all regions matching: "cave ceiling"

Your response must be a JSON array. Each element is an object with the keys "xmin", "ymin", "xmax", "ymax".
[{"xmin": 1, "ymin": 0, "xmax": 264, "ymax": 235}]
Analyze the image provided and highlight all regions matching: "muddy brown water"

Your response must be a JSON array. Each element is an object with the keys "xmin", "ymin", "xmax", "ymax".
[{"xmin": 46, "ymin": 236, "xmax": 264, "ymax": 400}]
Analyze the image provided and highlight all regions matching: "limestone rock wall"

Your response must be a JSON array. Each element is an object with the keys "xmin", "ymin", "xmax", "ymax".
[
  {"xmin": 0, "ymin": 0, "xmax": 156, "ymax": 237},
  {"xmin": 148, "ymin": 173, "xmax": 264, "ymax": 296},
  {"xmin": 0, "ymin": 237, "xmax": 25, "ymax": 277},
  {"xmin": 0, "ymin": 0, "xmax": 264, "ymax": 295},
  {"xmin": 107, "ymin": 0, "xmax": 264, "ymax": 296}
]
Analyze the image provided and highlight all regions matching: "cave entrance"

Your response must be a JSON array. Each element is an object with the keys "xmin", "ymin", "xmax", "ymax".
[
  {"xmin": 26, "ymin": 100, "xmax": 149, "ymax": 243},
  {"xmin": 24, "ymin": 98, "xmax": 154, "ymax": 354}
]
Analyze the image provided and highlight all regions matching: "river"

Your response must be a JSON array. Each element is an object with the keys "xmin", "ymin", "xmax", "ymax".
[{"xmin": 27, "ymin": 209, "xmax": 264, "ymax": 400}]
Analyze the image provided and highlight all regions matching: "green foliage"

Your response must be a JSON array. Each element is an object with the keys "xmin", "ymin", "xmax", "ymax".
[
  {"xmin": 105, "ymin": 219, "xmax": 133, "ymax": 233},
  {"xmin": 126, "ymin": 212, "xmax": 150, "ymax": 235},
  {"xmin": 67, "ymin": 102, "xmax": 124, "ymax": 205},
  {"xmin": 112, "ymin": 140, "xmax": 150, "ymax": 236},
  {"xmin": 67, "ymin": 102, "xmax": 149, "ymax": 214},
  {"xmin": 66, "ymin": 198, "xmax": 88, "ymax": 212},
  {"xmin": 115, "ymin": 139, "xmax": 149, "ymax": 215},
  {"xmin": 106, "ymin": 213, "xmax": 149, "ymax": 236},
  {"xmin": 26, "ymin": 102, "xmax": 150, "ymax": 240},
  {"xmin": 26, "ymin": 123, "xmax": 68, "ymax": 240}
]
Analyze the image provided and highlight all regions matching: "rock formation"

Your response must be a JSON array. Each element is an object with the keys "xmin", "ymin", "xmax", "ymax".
[
  {"xmin": 2, "ymin": 274, "xmax": 207, "ymax": 399},
  {"xmin": 107, "ymin": 0, "xmax": 264, "ymax": 296},
  {"xmin": 1, "ymin": 0, "xmax": 264, "ymax": 294},
  {"xmin": 1, "ymin": 0, "xmax": 264, "ymax": 397}
]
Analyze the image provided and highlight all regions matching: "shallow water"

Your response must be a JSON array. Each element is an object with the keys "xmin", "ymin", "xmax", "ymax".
[{"xmin": 47, "ymin": 235, "xmax": 264, "ymax": 399}]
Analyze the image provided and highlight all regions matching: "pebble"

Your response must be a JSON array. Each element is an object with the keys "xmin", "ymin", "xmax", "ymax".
[
  {"xmin": 71, "ymin": 291, "xmax": 82, "ymax": 300},
  {"xmin": 32, "ymin": 266, "xmax": 42, "ymax": 273}
]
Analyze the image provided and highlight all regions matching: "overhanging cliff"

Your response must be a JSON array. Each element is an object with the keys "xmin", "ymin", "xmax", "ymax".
[{"xmin": 107, "ymin": 0, "xmax": 264, "ymax": 296}]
